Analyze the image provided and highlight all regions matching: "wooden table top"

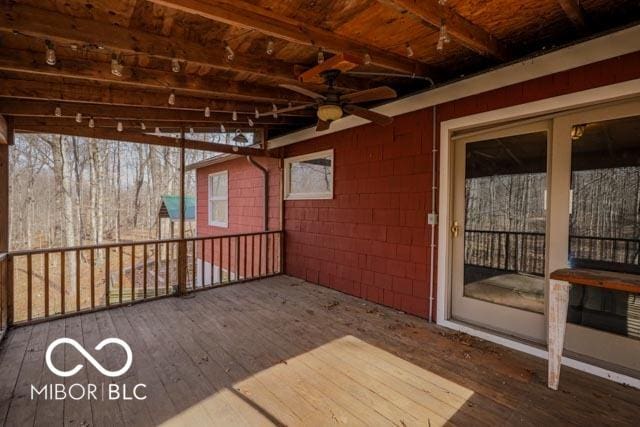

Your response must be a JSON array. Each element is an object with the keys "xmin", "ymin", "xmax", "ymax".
[{"xmin": 550, "ymin": 268, "xmax": 640, "ymax": 293}]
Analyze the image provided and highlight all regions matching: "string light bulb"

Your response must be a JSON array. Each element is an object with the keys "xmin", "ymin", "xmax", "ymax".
[
  {"xmin": 255, "ymin": 107, "xmax": 260, "ymax": 119},
  {"xmin": 437, "ymin": 36, "xmax": 444, "ymax": 52},
  {"xmin": 266, "ymin": 40, "xmax": 275, "ymax": 55},
  {"xmin": 155, "ymin": 127, "xmax": 160, "ymax": 134},
  {"xmin": 88, "ymin": 117, "xmax": 95, "ymax": 128},
  {"xmin": 204, "ymin": 106, "xmax": 211, "ymax": 118},
  {"xmin": 406, "ymin": 43, "xmax": 414, "ymax": 58},
  {"xmin": 272, "ymin": 103, "xmax": 278, "ymax": 119},
  {"xmin": 248, "ymin": 118, "xmax": 254, "ymax": 127},
  {"xmin": 317, "ymin": 49, "xmax": 325, "ymax": 64},
  {"xmin": 140, "ymin": 122, "xmax": 146, "ymax": 130},
  {"xmin": 440, "ymin": 23, "xmax": 451, "ymax": 44},
  {"xmin": 111, "ymin": 53, "xmax": 123, "ymax": 77},
  {"xmin": 168, "ymin": 90, "xmax": 176, "ymax": 106},
  {"xmin": 189, "ymin": 127, "xmax": 195, "ymax": 134},
  {"xmin": 117, "ymin": 121, "xmax": 123, "ymax": 132},
  {"xmin": 54, "ymin": 106, "xmax": 62, "ymax": 117},
  {"xmin": 75, "ymin": 112, "xmax": 82, "ymax": 123},
  {"xmin": 220, "ymin": 123, "xmax": 226, "ymax": 133},
  {"xmin": 45, "ymin": 40, "xmax": 56, "ymax": 66},
  {"xmin": 232, "ymin": 111, "xmax": 237, "ymax": 121},
  {"xmin": 171, "ymin": 58, "xmax": 181, "ymax": 73},
  {"xmin": 224, "ymin": 42, "xmax": 235, "ymax": 61},
  {"xmin": 363, "ymin": 53, "xmax": 372, "ymax": 65}
]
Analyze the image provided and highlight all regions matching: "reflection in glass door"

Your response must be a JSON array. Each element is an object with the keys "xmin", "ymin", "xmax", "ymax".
[{"xmin": 451, "ymin": 123, "xmax": 549, "ymax": 341}]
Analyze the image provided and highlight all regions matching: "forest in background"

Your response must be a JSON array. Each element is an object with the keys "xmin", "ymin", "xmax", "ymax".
[{"xmin": 9, "ymin": 133, "xmax": 212, "ymax": 251}]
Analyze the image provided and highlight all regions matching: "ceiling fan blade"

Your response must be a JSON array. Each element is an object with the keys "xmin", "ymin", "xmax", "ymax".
[
  {"xmin": 258, "ymin": 103, "xmax": 315, "ymax": 117},
  {"xmin": 316, "ymin": 119, "xmax": 330, "ymax": 132},
  {"xmin": 279, "ymin": 84, "xmax": 326, "ymax": 100},
  {"xmin": 340, "ymin": 86, "xmax": 397, "ymax": 104},
  {"xmin": 343, "ymin": 104, "xmax": 393, "ymax": 126}
]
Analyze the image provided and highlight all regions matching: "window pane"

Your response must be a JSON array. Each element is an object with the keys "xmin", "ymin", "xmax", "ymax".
[
  {"xmin": 211, "ymin": 200, "xmax": 228, "ymax": 224},
  {"xmin": 290, "ymin": 155, "xmax": 332, "ymax": 195},
  {"xmin": 463, "ymin": 131, "xmax": 548, "ymax": 314},
  {"xmin": 568, "ymin": 114, "xmax": 640, "ymax": 339},
  {"xmin": 210, "ymin": 173, "xmax": 227, "ymax": 198}
]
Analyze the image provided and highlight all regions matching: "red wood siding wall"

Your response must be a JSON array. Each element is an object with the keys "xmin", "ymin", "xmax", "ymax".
[
  {"xmin": 195, "ymin": 156, "xmax": 281, "ymax": 267},
  {"xmin": 283, "ymin": 51, "xmax": 640, "ymax": 320}
]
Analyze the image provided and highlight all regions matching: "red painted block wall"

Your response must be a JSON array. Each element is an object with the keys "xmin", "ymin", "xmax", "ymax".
[{"xmin": 283, "ymin": 51, "xmax": 640, "ymax": 320}]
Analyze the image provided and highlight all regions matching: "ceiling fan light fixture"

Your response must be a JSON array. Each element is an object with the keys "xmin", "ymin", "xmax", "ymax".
[{"xmin": 317, "ymin": 104, "xmax": 343, "ymax": 122}]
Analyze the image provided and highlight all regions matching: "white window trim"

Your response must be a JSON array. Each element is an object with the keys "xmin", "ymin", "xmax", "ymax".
[
  {"xmin": 284, "ymin": 149, "xmax": 334, "ymax": 200},
  {"xmin": 208, "ymin": 170, "xmax": 228, "ymax": 228}
]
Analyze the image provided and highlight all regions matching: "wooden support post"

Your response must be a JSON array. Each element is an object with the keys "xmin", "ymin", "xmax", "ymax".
[
  {"xmin": 0, "ymin": 116, "xmax": 12, "ymax": 327},
  {"xmin": 177, "ymin": 129, "xmax": 187, "ymax": 296},
  {"xmin": 548, "ymin": 279, "xmax": 571, "ymax": 390}
]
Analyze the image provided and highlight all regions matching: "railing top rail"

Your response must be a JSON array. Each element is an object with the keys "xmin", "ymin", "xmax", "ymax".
[
  {"xmin": 465, "ymin": 229, "xmax": 545, "ymax": 236},
  {"xmin": 9, "ymin": 230, "xmax": 283, "ymax": 256},
  {"xmin": 465, "ymin": 230, "xmax": 640, "ymax": 243}
]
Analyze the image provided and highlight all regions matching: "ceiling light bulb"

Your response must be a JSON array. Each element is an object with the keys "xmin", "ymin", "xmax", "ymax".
[
  {"xmin": 224, "ymin": 43, "xmax": 235, "ymax": 61},
  {"xmin": 88, "ymin": 117, "xmax": 95, "ymax": 128},
  {"xmin": 317, "ymin": 49, "xmax": 324, "ymax": 64},
  {"xmin": 571, "ymin": 124, "xmax": 586, "ymax": 141},
  {"xmin": 45, "ymin": 40, "xmax": 56, "ymax": 66},
  {"xmin": 406, "ymin": 44, "xmax": 414, "ymax": 58},
  {"xmin": 111, "ymin": 54, "xmax": 123, "ymax": 77},
  {"xmin": 363, "ymin": 53, "xmax": 372, "ymax": 65},
  {"xmin": 54, "ymin": 106, "xmax": 62, "ymax": 117},
  {"xmin": 220, "ymin": 124, "xmax": 226, "ymax": 133},
  {"xmin": 317, "ymin": 104, "xmax": 343, "ymax": 122},
  {"xmin": 248, "ymin": 118, "xmax": 254, "ymax": 127},
  {"xmin": 255, "ymin": 107, "xmax": 260, "ymax": 119},
  {"xmin": 171, "ymin": 58, "xmax": 181, "ymax": 73},
  {"xmin": 140, "ymin": 122, "xmax": 146, "ymax": 130},
  {"xmin": 168, "ymin": 90, "xmax": 176, "ymax": 105},
  {"xmin": 266, "ymin": 40, "xmax": 275, "ymax": 55},
  {"xmin": 117, "ymin": 121, "xmax": 123, "ymax": 132},
  {"xmin": 75, "ymin": 112, "xmax": 82, "ymax": 123},
  {"xmin": 204, "ymin": 106, "xmax": 211, "ymax": 118},
  {"xmin": 232, "ymin": 111, "xmax": 237, "ymax": 121}
]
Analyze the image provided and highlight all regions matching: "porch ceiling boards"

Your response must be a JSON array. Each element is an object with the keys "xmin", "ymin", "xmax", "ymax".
[
  {"xmin": 1, "ymin": 0, "xmax": 639, "ymax": 143},
  {"xmin": 0, "ymin": 276, "xmax": 637, "ymax": 426}
]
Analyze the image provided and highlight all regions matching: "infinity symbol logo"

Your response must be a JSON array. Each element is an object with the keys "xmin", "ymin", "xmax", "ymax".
[{"xmin": 45, "ymin": 338, "xmax": 133, "ymax": 378}]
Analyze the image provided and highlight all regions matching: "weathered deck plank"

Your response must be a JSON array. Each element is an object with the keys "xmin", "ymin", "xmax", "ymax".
[{"xmin": 0, "ymin": 275, "xmax": 637, "ymax": 426}]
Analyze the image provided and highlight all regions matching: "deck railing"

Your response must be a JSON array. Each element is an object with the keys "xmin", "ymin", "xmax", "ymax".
[
  {"xmin": 6, "ymin": 230, "xmax": 282, "ymax": 325},
  {"xmin": 465, "ymin": 230, "xmax": 640, "ymax": 276}
]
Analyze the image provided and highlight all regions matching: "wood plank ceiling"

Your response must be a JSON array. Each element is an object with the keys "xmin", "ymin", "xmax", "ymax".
[{"xmin": 0, "ymin": 0, "xmax": 639, "ymax": 148}]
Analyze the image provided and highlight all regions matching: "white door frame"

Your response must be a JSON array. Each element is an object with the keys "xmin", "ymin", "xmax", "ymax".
[{"xmin": 437, "ymin": 78, "xmax": 640, "ymax": 388}]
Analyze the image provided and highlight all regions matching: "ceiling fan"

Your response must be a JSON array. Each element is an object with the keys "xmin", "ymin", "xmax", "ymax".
[{"xmin": 260, "ymin": 69, "xmax": 397, "ymax": 131}]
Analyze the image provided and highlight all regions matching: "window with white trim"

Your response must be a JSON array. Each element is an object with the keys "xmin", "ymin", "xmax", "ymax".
[
  {"xmin": 208, "ymin": 171, "xmax": 228, "ymax": 227},
  {"xmin": 284, "ymin": 149, "xmax": 334, "ymax": 200}
]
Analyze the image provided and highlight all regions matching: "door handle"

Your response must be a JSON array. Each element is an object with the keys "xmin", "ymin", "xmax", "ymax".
[{"xmin": 451, "ymin": 221, "xmax": 460, "ymax": 238}]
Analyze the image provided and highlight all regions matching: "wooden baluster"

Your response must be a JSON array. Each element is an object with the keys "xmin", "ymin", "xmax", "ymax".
[
  {"xmin": 227, "ymin": 237, "xmax": 231, "ymax": 283},
  {"xmin": 154, "ymin": 243, "xmax": 159, "ymax": 297},
  {"xmin": 243, "ymin": 236, "xmax": 247, "ymax": 279},
  {"xmin": 143, "ymin": 244, "xmax": 148, "ymax": 299},
  {"xmin": 201, "ymin": 239, "xmax": 205, "ymax": 288},
  {"xmin": 192, "ymin": 240, "xmax": 196, "ymax": 289},
  {"xmin": 235, "ymin": 236, "xmax": 240, "ymax": 283},
  {"xmin": 90, "ymin": 248, "xmax": 95, "ymax": 310},
  {"xmin": 60, "ymin": 251, "xmax": 66, "ymax": 315},
  {"xmin": 44, "ymin": 252, "xmax": 49, "ymax": 318},
  {"xmin": 218, "ymin": 238, "xmax": 222, "ymax": 285},
  {"xmin": 105, "ymin": 248, "xmax": 110, "ymax": 306},
  {"xmin": 258, "ymin": 234, "xmax": 263, "ymax": 277},
  {"xmin": 131, "ymin": 245, "xmax": 136, "ymax": 301},
  {"xmin": 118, "ymin": 246, "xmax": 123, "ymax": 304},
  {"xmin": 209, "ymin": 239, "xmax": 214, "ymax": 287},
  {"xmin": 75, "ymin": 250, "xmax": 81, "ymax": 312},
  {"xmin": 27, "ymin": 253, "xmax": 32, "ymax": 321},
  {"xmin": 265, "ymin": 234, "xmax": 270, "ymax": 276},
  {"xmin": 251, "ymin": 235, "xmax": 255, "ymax": 278},
  {"xmin": 165, "ymin": 242, "xmax": 169, "ymax": 295},
  {"xmin": 272, "ymin": 232, "xmax": 276, "ymax": 274}
]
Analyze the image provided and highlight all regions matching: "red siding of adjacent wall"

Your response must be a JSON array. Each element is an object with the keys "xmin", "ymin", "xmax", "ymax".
[
  {"xmin": 196, "ymin": 156, "xmax": 281, "ymax": 248},
  {"xmin": 283, "ymin": 51, "xmax": 640, "ymax": 320}
]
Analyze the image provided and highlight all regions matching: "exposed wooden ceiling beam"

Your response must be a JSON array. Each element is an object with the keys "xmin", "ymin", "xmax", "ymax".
[
  {"xmin": 0, "ymin": 4, "xmax": 304, "ymax": 86},
  {"xmin": 14, "ymin": 124, "xmax": 270, "ymax": 156},
  {"xmin": 382, "ymin": 0, "xmax": 508, "ymax": 60},
  {"xmin": 146, "ymin": 0, "xmax": 431, "ymax": 76},
  {"xmin": 0, "ymin": 49, "xmax": 309, "ymax": 103},
  {"xmin": 0, "ymin": 99, "xmax": 306, "ymax": 125},
  {"xmin": 0, "ymin": 78, "xmax": 313, "ymax": 116},
  {"xmin": 557, "ymin": 0, "xmax": 588, "ymax": 31}
]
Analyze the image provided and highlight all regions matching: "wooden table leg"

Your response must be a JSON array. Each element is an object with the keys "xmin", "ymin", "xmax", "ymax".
[{"xmin": 548, "ymin": 279, "xmax": 571, "ymax": 390}]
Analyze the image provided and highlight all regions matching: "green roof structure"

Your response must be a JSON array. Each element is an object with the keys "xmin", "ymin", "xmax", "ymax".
[{"xmin": 159, "ymin": 195, "xmax": 196, "ymax": 221}]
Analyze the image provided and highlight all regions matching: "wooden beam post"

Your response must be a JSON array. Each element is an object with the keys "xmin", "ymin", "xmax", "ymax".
[
  {"xmin": 0, "ymin": 116, "xmax": 13, "ymax": 328},
  {"xmin": 177, "ymin": 129, "xmax": 187, "ymax": 296}
]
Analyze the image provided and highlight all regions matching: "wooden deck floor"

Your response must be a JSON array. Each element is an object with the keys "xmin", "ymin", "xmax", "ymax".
[{"xmin": 0, "ymin": 275, "xmax": 637, "ymax": 426}]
